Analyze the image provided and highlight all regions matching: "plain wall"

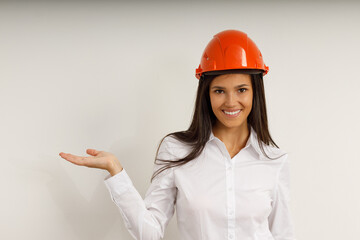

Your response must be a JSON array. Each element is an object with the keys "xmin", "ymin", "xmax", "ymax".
[{"xmin": 1, "ymin": 1, "xmax": 359, "ymax": 239}]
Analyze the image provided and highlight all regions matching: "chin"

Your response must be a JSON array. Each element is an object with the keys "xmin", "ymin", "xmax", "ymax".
[{"xmin": 221, "ymin": 122, "xmax": 246, "ymax": 129}]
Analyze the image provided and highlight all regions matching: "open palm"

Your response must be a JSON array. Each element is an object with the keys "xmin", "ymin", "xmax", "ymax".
[{"xmin": 59, "ymin": 149, "xmax": 123, "ymax": 176}]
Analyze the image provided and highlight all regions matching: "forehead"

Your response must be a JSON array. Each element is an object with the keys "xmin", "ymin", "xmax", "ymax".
[{"xmin": 210, "ymin": 73, "xmax": 251, "ymax": 86}]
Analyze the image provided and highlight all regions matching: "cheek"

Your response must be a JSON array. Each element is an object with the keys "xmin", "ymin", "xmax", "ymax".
[
  {"xmin": 209, "ymin": 95, "xmax": 220, "ymax": 109},
  {"xmin": 244, "ymin": 94, "xmax": 253, "ymax": 108}
]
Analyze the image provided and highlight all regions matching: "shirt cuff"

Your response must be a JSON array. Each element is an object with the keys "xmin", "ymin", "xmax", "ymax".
[{"xmin": 104, "ymin": 168, "xmax": 133, "ymax": 198}]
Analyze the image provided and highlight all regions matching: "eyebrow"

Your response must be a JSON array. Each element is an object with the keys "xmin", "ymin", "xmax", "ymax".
[{"xmin": 211, "ymin": 84, "xmax": 249, "ymax": 89}]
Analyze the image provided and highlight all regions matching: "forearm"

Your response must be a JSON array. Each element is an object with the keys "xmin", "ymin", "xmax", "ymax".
[
  {"xmin": 108, "ymin": 166, "xmax": 123, "ymax": 176},
  {"xmin": 107, "ymin": 157, "xmax": 123, "ymax": 176},
  {"xmin": 104, "ymin": 169, "xmax": 174, "ymax": 240}
]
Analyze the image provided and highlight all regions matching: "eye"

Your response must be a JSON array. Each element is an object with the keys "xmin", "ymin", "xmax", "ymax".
[
  {"xmin": 238, "ymin": 88, "xmax": 247, "ymax": 93},
  {"xmin": 214, "ymin": 90, "xmax": 224, "ymax": 94}
]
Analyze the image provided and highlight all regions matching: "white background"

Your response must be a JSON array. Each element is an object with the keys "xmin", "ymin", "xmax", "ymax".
[{"xmin": 1, "ymin": 1, "xmax": 359, "ymax": 239}]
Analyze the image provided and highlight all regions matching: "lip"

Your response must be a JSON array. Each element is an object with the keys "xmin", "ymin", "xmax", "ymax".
[
  {"xmin": 223, "ymin": 109, "xmax": 241, "ymax": 112},
  {"xmin": 222, "ymin": 109, "xmax": 241, "ymax": 118}
]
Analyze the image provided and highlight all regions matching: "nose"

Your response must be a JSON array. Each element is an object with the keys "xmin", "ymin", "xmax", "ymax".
[{"xmin": 225, "ymin": 92, "xmax": 237, "ymax": 107}]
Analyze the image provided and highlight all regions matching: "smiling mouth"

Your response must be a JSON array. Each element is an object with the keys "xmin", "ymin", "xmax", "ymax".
[
  {"xmin": 223, "ymin": 109, "xmax": 241, "ymax": 114},
  {"xmin": 222, "ymin": 109, "xmax": 241, "ymax": 116}
]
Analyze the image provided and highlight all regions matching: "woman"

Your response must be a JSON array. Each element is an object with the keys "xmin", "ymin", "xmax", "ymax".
[{"xmin": 59, "ymin": 29, "xmax": 296, "ymax": 240}]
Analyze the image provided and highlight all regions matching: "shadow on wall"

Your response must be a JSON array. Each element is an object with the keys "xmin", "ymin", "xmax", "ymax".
[
  {"xmin": 45, "ymin": 155, "xmax": 120, "ymax": 239},
  {"xmin": 6, "ymin": 151, "xmax": 129, "ymax": 239}
]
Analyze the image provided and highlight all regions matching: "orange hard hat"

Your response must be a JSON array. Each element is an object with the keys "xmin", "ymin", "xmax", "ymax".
[{"xmin": 195, "ymin": 29, "xmax": 269, "ymax": 80}]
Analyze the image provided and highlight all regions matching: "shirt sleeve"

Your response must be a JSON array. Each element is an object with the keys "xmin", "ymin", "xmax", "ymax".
[
  {"xmin": 104, "ymin": 136, "xmax": 177, "ymax": 240},
  {"xmin": 268, "ymin": 154, "xmax": 297, "ymax": 240}
]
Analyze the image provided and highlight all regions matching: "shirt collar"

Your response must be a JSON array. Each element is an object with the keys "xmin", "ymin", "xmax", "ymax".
[{"xmin": 208, "ymin": 126, "xmax": 264, "ymax": 157}]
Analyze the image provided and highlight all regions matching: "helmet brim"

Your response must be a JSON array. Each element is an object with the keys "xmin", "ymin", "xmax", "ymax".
[{"xmin": 202, "ymin": 69, "xmax": 264, "ymax": 76}]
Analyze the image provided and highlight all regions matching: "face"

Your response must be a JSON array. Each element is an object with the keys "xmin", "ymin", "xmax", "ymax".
[{"xmin": 209, "ymin": 73, "xmax": 253, "ymax": 130}]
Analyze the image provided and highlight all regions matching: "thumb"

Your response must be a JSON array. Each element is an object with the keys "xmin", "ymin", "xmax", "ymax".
[{"xmin": 86, "ymin": 149, "xmax": 99, "ymax": 156}]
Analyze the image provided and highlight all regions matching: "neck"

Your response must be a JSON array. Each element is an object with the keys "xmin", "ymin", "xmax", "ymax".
[{"xmin": 212, "ymin": 122, "xmax": 250, "ymax": 150}]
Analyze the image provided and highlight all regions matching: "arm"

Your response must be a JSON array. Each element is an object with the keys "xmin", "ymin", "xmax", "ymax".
[
  {"xmin": 104, "ymin": 137, "xmax": 177, "ymax": 240},
  {"xmin": 268, "ymin": 154, "xmax": 297, "ymax": 240}
]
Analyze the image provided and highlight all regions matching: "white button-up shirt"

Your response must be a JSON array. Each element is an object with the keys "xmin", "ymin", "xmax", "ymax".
[{"xmin": 104, "ymin": 126, "xmax": 296, "ymax": 240}]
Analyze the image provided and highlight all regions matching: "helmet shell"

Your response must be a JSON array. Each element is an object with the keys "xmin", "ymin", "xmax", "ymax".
[{"xmin": 195, "ymin": 30, "xmax": 269, "ymax": 79}]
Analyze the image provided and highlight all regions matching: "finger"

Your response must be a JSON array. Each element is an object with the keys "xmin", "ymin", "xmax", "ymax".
[
  {"xmin": 60, "ymin": 152, "xmax": 89, "ymax": 166},
  {"xmin": 86, "ymin": 149, "xmax": 99, "ymax": 156}
]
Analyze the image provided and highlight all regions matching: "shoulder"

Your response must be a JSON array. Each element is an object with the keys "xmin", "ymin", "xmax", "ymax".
[
  {"xmin": 160, "ymin": 135, "xmax": 186, "ymax": 150},
  {"xmin": 259, "ymin": 142, "xmax": 288, "ymax": 160},
  {"xmin": 250, "ymin": 127, "xmax": 288, "ymax": 160},
  {"xmin": 158, "ymin": 134, "xmax": 192, "ymax": 159},
  {"xmin": 161, "ymin": 134, "xmax": 182, "ymax": 146}
]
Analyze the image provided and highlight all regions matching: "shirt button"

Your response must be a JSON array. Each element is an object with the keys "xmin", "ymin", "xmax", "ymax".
[
  {"xmin": 228, "ymin": 186, "xmax": 232, "ymax": 191},
  {"xmin": 229, "ymin": 234, "xmax": 233, "ymax": 239}
]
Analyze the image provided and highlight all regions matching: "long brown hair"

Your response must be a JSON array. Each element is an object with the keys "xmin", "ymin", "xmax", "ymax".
[{"xmin": 150, "ymin": 70, "xmax": 282, "ymax": 182}]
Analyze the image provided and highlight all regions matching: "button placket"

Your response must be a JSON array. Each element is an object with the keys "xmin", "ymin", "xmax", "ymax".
[
  {"xmin": 215, "ymin": 138, "xmax": 237, "ymax": 240},
  {"xmin": 226, "ymin": 158, "xmax": 236, "ymax": 239}
]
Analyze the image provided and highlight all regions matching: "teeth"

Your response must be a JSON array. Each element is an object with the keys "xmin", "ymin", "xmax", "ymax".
[{"xmin": 223, "ymin": 110, "xmax": 241, "ymax": 115}]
